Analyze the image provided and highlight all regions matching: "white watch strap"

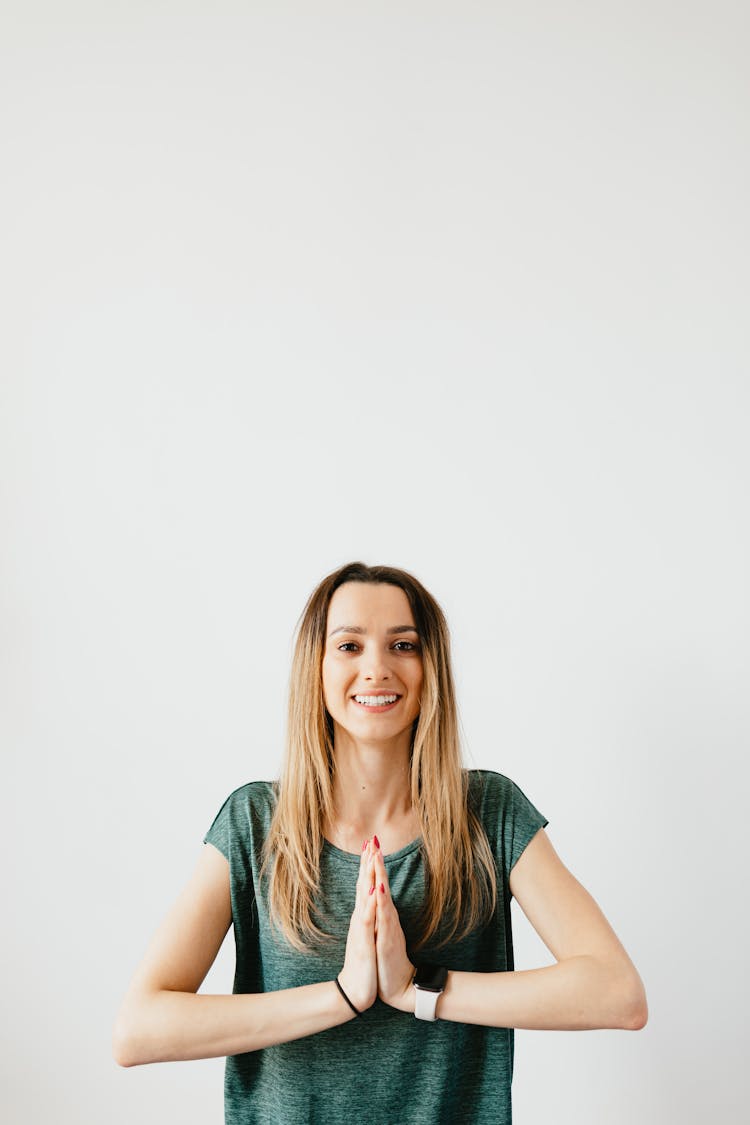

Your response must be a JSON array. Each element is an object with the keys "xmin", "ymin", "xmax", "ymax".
[{"xmin": 414, "ymin": 985, "xmax": 441, "ymax": 1022}]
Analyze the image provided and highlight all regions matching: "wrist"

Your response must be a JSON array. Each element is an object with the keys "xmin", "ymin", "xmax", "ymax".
[
  {"xmin": 412, "ymin": 963, "xmax": 449, "ymax": 1022},
  {"xmin": 383, "ymin": 962, "xmax": 417, "ymax": 1013},
  {"xmin": 336, "ymin": 970, "xmax": 375, "ymax": 1015},
  {"xmin": 399, "ymin": 963, "xmax": 417, "ymax": 1013},
  {"xmin": 334, "ymin": 977, "xmax": 363, "ymax": 1019}
]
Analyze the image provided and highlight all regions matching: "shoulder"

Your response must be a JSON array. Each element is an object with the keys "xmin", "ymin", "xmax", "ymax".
[
  {"xmin": 204, "ymin": 780, "xmax": 278, "ymax": 849},
  {"xmin": 465, "ymin": 768, "xmax": 523, "ymax": 809},
  {"xmin": 465, "ymin": 768, "xmax": 548, "ymax": 844},
  {"xmin": 212, "ymin": 779, "xmax": 277, "ymax": 810}
]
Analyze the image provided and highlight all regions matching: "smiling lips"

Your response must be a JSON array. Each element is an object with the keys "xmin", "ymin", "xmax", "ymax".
[{"xmin": 352, "ymin": 693, "xmax": 401, "ymax": 710}]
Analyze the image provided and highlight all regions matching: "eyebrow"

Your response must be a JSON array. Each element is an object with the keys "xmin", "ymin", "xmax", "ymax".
[{"xmin": 327, "ymin": 625, "xmax": 420, "ymax": 638}]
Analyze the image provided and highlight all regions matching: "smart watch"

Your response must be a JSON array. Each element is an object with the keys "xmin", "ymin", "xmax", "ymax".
[{"xmin": 412, "ymin": 963, "xmax": 448, "ymax": 1021}]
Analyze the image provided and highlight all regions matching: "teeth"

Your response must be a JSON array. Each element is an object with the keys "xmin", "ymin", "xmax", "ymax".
[{"xmin": 354, "ymin": 695, "xmax": 398, "ymax": 706}]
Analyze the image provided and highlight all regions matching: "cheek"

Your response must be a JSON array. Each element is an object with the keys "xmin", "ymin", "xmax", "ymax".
[
  {"xmin": 321, "ymin": 660, "xmax": 343, "ymax": 702},
  {"xmin": 320, "ymin": 661, "xmax": 332, "ymax": 702}
]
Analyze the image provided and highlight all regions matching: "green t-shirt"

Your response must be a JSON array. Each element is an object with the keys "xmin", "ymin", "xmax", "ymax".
[{"xmin": 204, "ymin": 769, "xmax": 548, "ymax": 1125}]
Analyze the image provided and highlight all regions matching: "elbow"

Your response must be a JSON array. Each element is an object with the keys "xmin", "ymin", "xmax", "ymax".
[
  {"xmin": 113, "ymin": 1047, "xmax": 137, "ymax": 1069},
  {"xmin": 617, "ymin": 970, "xmax": 648, "ymax": 1031},
  {"xmin": 112, "ymin": 1013, "xmax": 144, "ymax": 1068},
  {"xmin": 624, "ymin": 993, "xmax": 648, "ymax": 1031},
  {"xmin": 112, "ymin": 1027, "xmax": 137, "ymax": 1068},
  {"xmin": 112, "ymin": 997, "xmax": 154, "ymax": 1068}
]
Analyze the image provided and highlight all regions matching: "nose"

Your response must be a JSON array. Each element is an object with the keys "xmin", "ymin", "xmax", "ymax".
[{"xmin": 362, "ymin": 644, "xmax": 391, "ymax": 683}]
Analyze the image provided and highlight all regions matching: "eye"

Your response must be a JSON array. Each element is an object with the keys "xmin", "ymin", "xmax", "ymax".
[{"xmin": 335, "ymin": 640, "xmax": 419, "ymax": 653}]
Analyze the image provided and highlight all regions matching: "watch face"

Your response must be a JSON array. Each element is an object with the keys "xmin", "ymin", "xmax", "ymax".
[{"xmin": 413, "ymin": 963, "xmax": 448, "ymax": 992}]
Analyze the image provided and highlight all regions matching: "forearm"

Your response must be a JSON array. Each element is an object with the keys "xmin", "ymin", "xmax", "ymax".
[
  {"xmin": 433, "ymin": 957, "xmax": 648, "ymax": 1031},
  {"xmin": 113, "ymin": 982, "xmax": 356, "ymax": 1066}
]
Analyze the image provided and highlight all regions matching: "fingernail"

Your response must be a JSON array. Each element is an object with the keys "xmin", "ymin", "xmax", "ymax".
[
  {"xmin": 362, "ymin": 839, "xmax": 368, "ymax": 852},
  {"xmin": 369, "ymin": 883, "xmax": 376, "ymax": 895},
  {"xmin": 373, "ymin": 835, "xmax": 380, "ymax": 850},
  {"xmin": 379, "ymin": 883, "xmax": 385, "ymax": 893}
]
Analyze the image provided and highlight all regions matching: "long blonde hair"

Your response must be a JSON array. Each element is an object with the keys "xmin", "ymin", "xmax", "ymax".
[{"xmin": 262, "ymin": 561, "xmax": 497, "ymax": 951}]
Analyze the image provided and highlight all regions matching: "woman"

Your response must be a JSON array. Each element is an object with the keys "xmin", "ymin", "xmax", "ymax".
[{"xmin": 113, "ymin": 561, "xmax": 647, "ymax": 1123}]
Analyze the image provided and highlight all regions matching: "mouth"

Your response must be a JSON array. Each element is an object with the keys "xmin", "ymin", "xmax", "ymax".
[{"xmin": 351, "ymin": 693, "xmax": 402, "ymax": 712}]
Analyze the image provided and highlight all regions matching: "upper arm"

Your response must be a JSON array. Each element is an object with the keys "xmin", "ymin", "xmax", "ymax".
[
  {"xmin": 126, "ymin": 842, "xmax": 233, "ymax": 997},
  {"xmin": 509, "ymin": 828, "xmax": 636, "ymax": 968}
]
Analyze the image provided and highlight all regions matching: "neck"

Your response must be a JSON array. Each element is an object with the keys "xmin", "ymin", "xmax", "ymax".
[{"xmin": 325, "ymin": 725, "xmax": 416, "ymax": 850}]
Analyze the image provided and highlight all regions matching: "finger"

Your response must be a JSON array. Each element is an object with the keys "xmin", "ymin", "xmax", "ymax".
[
  {"xmin": 358, "ymin": 837, "xmax": 370, "ymax": 879},
  {"xmin": 374, "ymin": 865, "xmax": 402, "ymax": 934},
  {"xmin": 363, "ymin": 864, "xmax": 377, "ymax": 924},
  {"xmin": 370, "ymin": 844, "xmax": 392, "ymax": 921},
  {"xmin": 355, "ymin": 838, "xmax": 367, "ymax": 892},
  {"xmin": 375, "ymin": 878, "xmax": 392, "ymax": 928},
  {"xmin": 373, "ymin": 877, "xmax": 394, "ymax": 934},
  {"xmin": 372, "ymin": 845, "xmax": 391, "ymax": 894},
  {"xmin": 358, "ymin": 842, "xmax": 376, "ymax": 908},
  {"xmin": 352, "ymin": 845, "xmax": 365, "ymax": 907},
  {"xmin": 357, "ymin": 839, "xmax": 372, "ymax": 888}
]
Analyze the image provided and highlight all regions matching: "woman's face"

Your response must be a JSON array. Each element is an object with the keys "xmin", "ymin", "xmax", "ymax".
[{"xmin": 322, "ymin": 582, "xmax": 423, "ymax": 748}]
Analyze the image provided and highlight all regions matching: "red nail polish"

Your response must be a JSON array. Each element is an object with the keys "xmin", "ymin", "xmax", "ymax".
[
  {"xmin": 362, "ymin": 839, "xmax": 368, "ymax": 851},
  {"xmin": 369, "ymin": 883, "xmax": 376, "ymax": 895},
  {"xmin": 373, "ymin": 835, "xmax": 380, "ymax": 850},
  {"xmin": 379, "ymin": 883, "xmax": 385, "ymax": 893}
]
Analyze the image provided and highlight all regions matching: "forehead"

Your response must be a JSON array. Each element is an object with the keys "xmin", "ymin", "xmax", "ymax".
[{"xmin": 326, "ymin": 582, "xmax": 415, "ymax": 627}]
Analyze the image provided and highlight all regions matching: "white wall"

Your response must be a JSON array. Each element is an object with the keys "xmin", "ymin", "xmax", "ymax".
[{"xmin": 2, "ymin": 2, "xmax": 747, "ymax": 1122}]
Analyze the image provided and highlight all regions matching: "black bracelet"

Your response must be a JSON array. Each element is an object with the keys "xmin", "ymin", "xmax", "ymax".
[{"xmin": 335, "ymin": 977, "xmax": 362, "ymax": 1017}]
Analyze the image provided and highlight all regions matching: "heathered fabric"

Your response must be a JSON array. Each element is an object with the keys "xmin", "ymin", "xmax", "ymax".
[{"xmin": 204, "ymin": 769, "xmax": 548, "ymax": 1125}]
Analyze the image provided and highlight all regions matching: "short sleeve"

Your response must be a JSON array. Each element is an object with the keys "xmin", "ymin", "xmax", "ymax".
[
  {"xmin": 200, "ymin": 782, "xmax": 273, "ymax": 905},
  {"xmin": 505, "ymin": 777, "xmax": 548, "ymax": 878},
  {"xmin": 203, "ymin": 792, "xmax": 233, "ymax": 862},
  {"xmin": 469, "ymin": 770, "xmax": 549, "ymax": 889}
]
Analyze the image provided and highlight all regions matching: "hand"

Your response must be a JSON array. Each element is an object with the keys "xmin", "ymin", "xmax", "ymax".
[
  {"xmin": 372, "ymin": 840, "xmax": 415, "ymax": 1013},
  {"xmin": 337, "ymin": 839, "xmax": 378, "ymax": 1015}
]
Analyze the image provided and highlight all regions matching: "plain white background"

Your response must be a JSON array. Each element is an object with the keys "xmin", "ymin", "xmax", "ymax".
[{"xmin": 2, "ymin": 2, "xmax": 748, "ymax": 1122}]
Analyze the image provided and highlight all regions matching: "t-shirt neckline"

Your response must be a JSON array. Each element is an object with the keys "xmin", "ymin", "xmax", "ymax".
[{"xmin": 322, "ymin": 835, "xmax": 423, "ymax": 864}]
